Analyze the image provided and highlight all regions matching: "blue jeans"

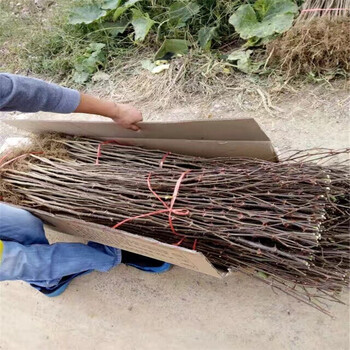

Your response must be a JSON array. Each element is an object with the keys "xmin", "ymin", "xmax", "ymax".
[{"xmin": 0, "ymin": 204, "xmax": 121, "ymax": 289}]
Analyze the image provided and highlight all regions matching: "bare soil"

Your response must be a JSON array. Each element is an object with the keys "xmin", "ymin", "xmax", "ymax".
[{"xmin": 0, "ymin": 80, "xmax": 349, "ymax": 350}]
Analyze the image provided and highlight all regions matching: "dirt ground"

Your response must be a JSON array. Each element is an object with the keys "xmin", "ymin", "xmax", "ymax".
[{"xmin": 0, "ymin": 82, "xmax": 349, "ymax": 350}]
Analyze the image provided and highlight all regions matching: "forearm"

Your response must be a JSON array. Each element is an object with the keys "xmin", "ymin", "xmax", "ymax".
[
  {"xmin": 0, "ymin": 73, "xmax": 142, "ymax": 130},
  {"xmin": 74, "ymin": 93, "xmax": 117, "ymax": 118},
  {"xmin": 74, "ymin": 93, "xmax": 142, "ymax": 131}
]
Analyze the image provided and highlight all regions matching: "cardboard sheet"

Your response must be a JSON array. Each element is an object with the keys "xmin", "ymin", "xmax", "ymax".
[
  {"xmin": 29, "ymin": 209, "xmax": 223, "ymax": 278},
  {"xmin": 5, "ymin": 118, "xmax": 270, "ymax": 140},
  {"xmin": 4, "ymin": 118, "xmax": 278, "ymax": 161}
]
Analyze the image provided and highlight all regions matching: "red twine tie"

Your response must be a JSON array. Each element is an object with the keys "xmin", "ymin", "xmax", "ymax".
[
  {"xmin": 112, "ymin": 171, "xmax": 191, "ymax": 238},
  {"xmin": 96, "ymin": 140, "xmax": 126, "ymax": 165},
  {"xmin": 95, "ymin": 140, "xmax": 198, "ymax": 249},
  {"xmin": 159, "ymin": 152, "xmax": 171, "ymax": 169},
  {"xmin": 301, "ymin": 8, "xmax": 350, "ymax": 13},
  {"xmin": 0, "ymin": 151, "xmax": 43, "ymax": 169}
]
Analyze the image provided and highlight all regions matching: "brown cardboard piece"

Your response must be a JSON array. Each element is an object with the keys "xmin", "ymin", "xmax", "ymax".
[
  {"xmin": 4, "ymin": 118, "xmax": 277, "ymax": 277},
  {"xmin": 5, "ymin": 118, "xmax": 277, "ymax": 161},
  {"xmin": 29, "ymin": 209, "xmax": 223, "ymax": 278}
]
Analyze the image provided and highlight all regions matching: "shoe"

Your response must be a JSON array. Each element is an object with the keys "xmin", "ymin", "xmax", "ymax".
[
  {"xmin": 31, "ymin": 271, "xmax": 91, "ymax": 297},
  {"xmin": 121, "ymin": 251, "xmax": 172, "ymax": 273},
  {"xmin": 87, "ymin": 241, "xmax": 171, "ymax": 274},
  {"xmin": 126, "ymin": 262, "xmax": 172, "ymax": 273}
]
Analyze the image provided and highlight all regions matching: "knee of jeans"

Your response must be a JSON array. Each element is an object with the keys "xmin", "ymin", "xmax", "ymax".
[{"xmin": 15, "ymin": 208, "xmax": 44, "ymax": 233}]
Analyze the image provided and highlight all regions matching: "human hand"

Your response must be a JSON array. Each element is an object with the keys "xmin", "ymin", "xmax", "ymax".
[
  {"xmin": 108, "ymin": 103, "xmax": 143, "ymax": 131},
  {"xmin": 74, "ymin": 94, "xmax": 142, "ymax": 131}
]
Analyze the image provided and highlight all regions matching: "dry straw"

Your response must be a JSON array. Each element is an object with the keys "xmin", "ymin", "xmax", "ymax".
[{"xmin": 267, "ymin": 0, "xmax": 350, "ymax": 77}]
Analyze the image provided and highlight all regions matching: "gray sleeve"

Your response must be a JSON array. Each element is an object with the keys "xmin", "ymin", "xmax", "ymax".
[{"xmin": 0, "ymin": 74, "xmax": 81, "ymax": 114}]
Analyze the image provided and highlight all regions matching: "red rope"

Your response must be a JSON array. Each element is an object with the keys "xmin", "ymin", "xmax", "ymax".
[
  {"xmin": 301, "ymin": 8, "xmax": 349, "ymax": 13},
  {"xmin": 96, "ymin": 140, "xmax": 126, "ymax": 165},
  {"xmin": 173, "ymin": 237, "xmax": 186, "ymax": 246},
  {"xmin": 0, "ymin": 152, "xmax": 12, "ymax": 166},
  {"xmin": 97, "ymin": 142, "xmax": 198, "ymax": 249},
  {"xmin": 113, "ymin": 171, "xmax": 191, "ymax": 237},
  {"xmin": 192, "ymin": 239, "xmax": 198, "ymax": 250},
  {"xmin": 159, "ymin": 152, "xmax": 171, "ymax": 168},
  {"xmin": 0, "ymin": 152, "xmax": 43, "ymax": 169}
]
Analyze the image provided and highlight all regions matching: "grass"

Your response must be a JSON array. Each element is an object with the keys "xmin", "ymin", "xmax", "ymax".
[
  {"xmin": 0, "ymin": 0, "xmax": 109, "ymax": 81},
  {"xmin": 0, "ymin": 0, "xmax": 243, "ymax": 91},
  {"xmin": 0, "ymin": 0, "xmax": 72, "ymax": 78},
  {"xmin": 0, "ymin": 0, "xmax": 245, "ymax": 80},
  {"xmin": 1, "ymin": 0, "xmax": 348, "ymax": 113}
]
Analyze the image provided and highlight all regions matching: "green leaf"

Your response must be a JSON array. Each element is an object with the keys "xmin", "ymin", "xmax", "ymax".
[
  {"xmin": 101, "ymin": 19, "xmax": 130, "ymax": 36},
  {"xmin": 73, "ymin": 43, "xmax": 106, "ymax": 84},
  {"xmin": 113, "ymin": 0, "xmax": 142, "ymax": 20},
  {"xmin": 131, "ymin": 9, "xmax": 155, "ymax": 41},
  {"xmin": 141, "ymin": 59, "xmax": 156, "ymax": 72},
  {"xmin": 229, "ymin": 5, "xmax": 257, "ymax": 40},
  {"xmin": 254, "ymin": 0, "xmax": 270, "ymax": 19},
  {"xmin": 227, "ymin": 49, "xmax": 253, "ymax": 73},
  {"xmin": 124, "ymin": 0, "xmax": 142, "ymax": 6},
  {"xmin": 101, "ymin": 0, "xmax": 121, "ymax": 10},
  {"xmin": 198, "ymin": 26, "xmax": 216, "ymax": 49},
  {"xmin": 227, "ymin": 49, "xmax": 262, "ymax": 74},
  {"xmin": 88, "ymin": 43, "xmax": 106, "ymax": 52},
  {"xmin": 72, "ymin": 71, "xmax": 90, "ymax": 84},
  {"xmin": 254, "ymin": 0, "xmax": 298, "ymax": 19},
  {"xmin": 229, "ymin": 0, "xmax": 298, "ymax": 41},
  {"xmin": 256, "ymin": 271, "xmax": 268, "ymax": 279},
  {"xmin": 155, "ymin": 39, "xmax": 189, "ymax": 60},
  {"xmin": 169, "ymin": 2, "xmax": 200, "ymax": 26},
  {"xmin": 69, "ymin": 5, "xmax": 107, "ymax": 25},
  {"xmin": 141, "ymin": 59, "xmax": 169, "ymax": 74},
  {"xmin": 113, "ymin": 7, "xmax": 128, "ymax": 21}
]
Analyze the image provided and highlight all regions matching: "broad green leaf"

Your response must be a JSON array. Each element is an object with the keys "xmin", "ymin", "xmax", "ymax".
[
  {"xmin": 73, "ymin": 71, "xmax": 90, "ymax": 84},
  {"xmin": 227, "ymin": 49, "xmax": 260, "ymax": 73},
  {"xmin": 101, "ymin": 19, "xmax": 129, "ymax": 36},
  {"xmin": 227, "ymin": 49, "xmax": 253, "ymax": 73},
  {"xmin": 227, "ymin": 49, "xmax": 252, "ymax": 61},
  {"xmin": 131, "ymin": 9, "xmax": 155, "ymax": 41},
  {"xmin": 169, "ymin": 2, "xmax": 200, "ymax": 25},
  {"xmin": 113, "ymin": 7, "xmax": 128, "ymax": 21},
  {"xmin": 155, "ymin": 39, "xmax": 189, "ymax": 60},
  {"xmin": 254, "ymin": 0, "xmax": 298, "ymax": 19},
  {"xmin": 229, "ymin": 0, "xmax": 298, "ymax": 41},
  {"xmin": 101, "ymin": 0, "xmax": 121, "ymax": 10},
  {"xmin": 113, "ymin": 0, "xmax": 141, "ymax": 21},
  {"xmin": 69, "ymin": 5, "xmax": 107, "ymax": 25},
  {"xmin": 198, "ymin": 26, "xmax": 217, "ymax": 49},
  {"xmin": 229, "ymin": 5, "xmax": 260, "ymax": 40},
  {"xmin": 227, "ymin": 49, "xmax": 252, "ymax": 66},
  {"xmin": 88, "ymin": 43, "xmax": 106, "ymax": 52}
]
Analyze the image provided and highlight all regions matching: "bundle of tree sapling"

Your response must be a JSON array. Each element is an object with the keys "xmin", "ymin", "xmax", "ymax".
[{"xmin": 0, "ymin": 135, "xmax": 349, "ymax": 314}]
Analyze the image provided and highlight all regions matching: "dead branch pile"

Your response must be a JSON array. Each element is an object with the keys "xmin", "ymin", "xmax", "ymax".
[{"xmin": 0, "ymin": 135, "xmax": 349, "ymax": 313}]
